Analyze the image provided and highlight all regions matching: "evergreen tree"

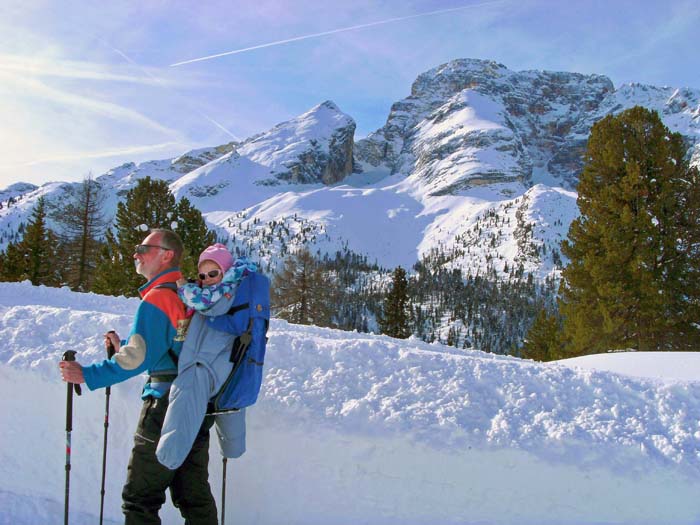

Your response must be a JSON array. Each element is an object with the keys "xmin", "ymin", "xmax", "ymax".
[
  {"xmin": 560, "ymin": 106, "xmax": 700, "ymax": 355},
  {"xmin": 271, "ymin": 249, "xmax": 336, "ymax": 327},
  {"xmin": 521, "ymin": 307, "xmax": 562, "ymax": 361},
  {"xmin": 92, "ymin": 177, "xmax": 215, "ymax": 295},
  {"xmin": 0, "ymin": 197, "xmax": 61, "ymax": 285},
  {"xmin": 51, "ymin": 175, "xmax": 108, "ymax": 291},
  {"xmin": 379, "ymin": 266, "xmax": 410, "ymax": 339},
  {"xmin": 0, "ymin": 242, "xmax": 24, "ymax": 282},
  {"xmin": 174, "ymin": 197, "xmax": 216, "ymax": 277},
  {"xmin": 92, "ymin": 229, "xmax": 132, "ymax": 296}
]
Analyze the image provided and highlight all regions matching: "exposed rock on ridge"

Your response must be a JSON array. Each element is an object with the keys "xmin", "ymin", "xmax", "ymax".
[
  {"xmin": 355, "ymin": 58, "xmax": 700, "ymax": 193},
  {"xmin": 239, "ymin": 100, "xmax": 356, "ymax": 186}
]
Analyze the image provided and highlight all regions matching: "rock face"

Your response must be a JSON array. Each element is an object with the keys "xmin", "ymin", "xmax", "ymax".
[
  {"xmin": 171, "ymin": 143, "xmax": 239, "ymax": 174},
  {"xmin": 239, "ymin": 100, "xmax": 356, "ymax": 186},
  {"xmin": 356, "ymin": 58, "xmax": 700, "ymax": 192}
]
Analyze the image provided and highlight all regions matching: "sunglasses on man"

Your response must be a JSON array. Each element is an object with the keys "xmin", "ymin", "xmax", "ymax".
[
  {"xmin": 198, "ymin": 269, "xmax": 221, "ymax": 280},
  {"xmin": 134, "ymin": 244, "xmax": 172, "ymax": 254}
]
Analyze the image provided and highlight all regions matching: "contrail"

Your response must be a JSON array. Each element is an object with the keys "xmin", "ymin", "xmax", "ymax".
[
  {"xmin": 99, "ymin": 38, "xmax": 241, "ymax": 140},
  {"xmin": 170, "ymin": 0, "xmax": 508, "ymax": 67}
]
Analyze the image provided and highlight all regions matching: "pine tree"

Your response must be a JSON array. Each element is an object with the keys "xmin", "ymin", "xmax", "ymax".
[
  {"xmin": 92, "ymin": 177, "xmax": 215, "ymax": 295},
  {"xmin": 0, "ymin": 197, "xmax": 61, "ymax": 285},
  {"xmin": 271, "ymin": 249, "xmax": 336, "ymax": 327},
  {"xmin": 51, "ymin": 175, "xmax": 108, "ymax": 291},
  {"xmin": 175, "ymin": 197, "xmax": 217, "ymax": 277},
  {"xmin": 379, "ymin": 266, "xmax": 410, "ymax": 339},
  {"xmin": 560, "ymin": 106, "xmax": 700, "ymax": 355},
  {"xmin": 521, "ymin": 307, "xmax": 562, "ymax": 361},
  {"xmin": 92, "ymin": 229, "xmax": 132, "ymax": 295},
  {"xmin": 0, "ymin": 242, "xmax": 24, "ymax": 281}
]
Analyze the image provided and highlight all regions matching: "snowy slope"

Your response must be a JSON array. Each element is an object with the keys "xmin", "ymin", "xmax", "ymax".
[
  {"xmin": 0, "ymin": 144, "xmax": 237, "ymax": 250},
  {"xmin": 561, "ymin": 351, "xmax": 700, "ymax": 383},
  {"xmin": 1, "ymin": 282, "xmax": 699, "ymax": 524},
  {"xmin": 169, "ymin": 100, "xmax": 356, "ymax": 210}
]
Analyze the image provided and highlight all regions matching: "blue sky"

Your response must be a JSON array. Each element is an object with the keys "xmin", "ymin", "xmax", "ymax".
[{"xmin": 1, "ymin": 0, "xmax": 698, "ymax": 187}]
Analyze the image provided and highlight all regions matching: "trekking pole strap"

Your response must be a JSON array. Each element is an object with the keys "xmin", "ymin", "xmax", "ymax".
[{"xmin": 148, "ymin": 373, "xmax": 177, "ymax": 383}]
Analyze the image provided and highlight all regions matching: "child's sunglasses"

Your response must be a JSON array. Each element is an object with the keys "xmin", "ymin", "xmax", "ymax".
[{"xmin": 198, "ymin": 269, "xmax": 221, "ymax": 280}]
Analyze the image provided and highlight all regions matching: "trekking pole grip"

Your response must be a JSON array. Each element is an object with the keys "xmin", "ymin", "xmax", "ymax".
[
  {"xmin": 104, "ymin": 331, "xmax": 116, "ymax": 400},
  {"xmin": 62, "ymin": 350, "xmax": 81, "ymax": 396},
  {"xmin": 106, "ymin": 330, "xmax": 116, "ymax": 359}
]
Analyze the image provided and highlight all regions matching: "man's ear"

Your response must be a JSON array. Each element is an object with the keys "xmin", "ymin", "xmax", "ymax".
[{"xmin": 162, "ymin": 249, "xmax": 176, "ymax": 266}]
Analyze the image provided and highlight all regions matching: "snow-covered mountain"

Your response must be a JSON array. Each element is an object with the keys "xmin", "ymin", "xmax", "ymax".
[
  {"xmin": 1, "ymin": 59, "xmax": 699, "ymax": 279},
  {"xmin": 1, "ymin": 282, "xmax": 699, "ymax": 524},
  {"xmin": 356, "ymin": 59, "xmax": 700, "ymax": 191}
]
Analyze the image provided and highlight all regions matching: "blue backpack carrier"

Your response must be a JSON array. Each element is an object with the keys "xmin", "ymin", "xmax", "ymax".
[{"xmin": 209, "ymin": 271, "xmax": 271, "ymax": 413}]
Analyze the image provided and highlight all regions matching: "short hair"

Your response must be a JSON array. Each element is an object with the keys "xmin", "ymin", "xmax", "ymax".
[{"xmin": 151, "ymin": 228, "xmax": 184, "ymax": 268}]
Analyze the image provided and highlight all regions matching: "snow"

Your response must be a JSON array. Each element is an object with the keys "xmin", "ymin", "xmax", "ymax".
[
  {"xmin": 1, "ymin": 281, "xmax": 699, "ymax": 524},
  {"xmin": 561, "ymin": 351, "xmax": 700, "ymax": 383}
]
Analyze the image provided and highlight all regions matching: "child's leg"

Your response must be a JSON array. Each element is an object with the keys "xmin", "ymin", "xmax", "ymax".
[{"xmin": 156, "ymin": 365, "xmax": 214, "ymax": 470}]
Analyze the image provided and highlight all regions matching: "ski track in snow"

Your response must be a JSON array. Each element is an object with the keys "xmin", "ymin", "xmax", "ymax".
[{"xmin": 1, "ymin": 281, "xmax": 700, "ymax": 524}]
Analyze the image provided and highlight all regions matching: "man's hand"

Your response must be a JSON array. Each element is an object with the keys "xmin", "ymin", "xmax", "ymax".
[
  {"xmin": 59, "ymin": 361, "xmax": 85, "ymax": 384},
  {"xmin": 105, "ymin": 331, "xmax": 121, "ymax": 353}
]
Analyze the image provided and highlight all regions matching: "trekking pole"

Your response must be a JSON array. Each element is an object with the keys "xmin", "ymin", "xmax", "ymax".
[
  {"xmin": 99, "ymin": 331, "xmax": 116, "ymax": 525},
  {"xmin": 62, "ymin": 350, "xmax": 82, "ymax": 525},
  {"xmin": 221, "ymin": 457, "xmax": 228, "ymax": 525}
]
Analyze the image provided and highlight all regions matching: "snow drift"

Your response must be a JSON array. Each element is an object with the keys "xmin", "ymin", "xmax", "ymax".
[{"xmin": 1, "ymin": 281, "xmax": 699, "ymax": 524}]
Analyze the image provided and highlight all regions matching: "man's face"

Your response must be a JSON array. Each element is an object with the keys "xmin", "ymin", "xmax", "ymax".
[{"xmin": 134, "ymin": 232, "xmax": 171, "ymax": 280}]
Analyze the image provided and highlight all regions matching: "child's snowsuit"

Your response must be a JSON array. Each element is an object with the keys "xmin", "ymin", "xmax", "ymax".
[{"xmin": 156, "ymin": 259, "xmax": 257, "ymax": 470}]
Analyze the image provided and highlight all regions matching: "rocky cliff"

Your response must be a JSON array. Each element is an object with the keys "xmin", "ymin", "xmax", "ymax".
[{"xmin": 355, "ymin": 58, "xmax": 699, "ymax": 193}]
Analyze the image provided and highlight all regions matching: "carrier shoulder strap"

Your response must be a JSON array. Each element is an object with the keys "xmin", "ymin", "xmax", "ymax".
[
  {"xmin": 227, "ymin": 302, "xmax": 249, "ymax": 316},
  {"xmin": 154, "ymin": 281, "xmax": 181, "ymax": 366}
]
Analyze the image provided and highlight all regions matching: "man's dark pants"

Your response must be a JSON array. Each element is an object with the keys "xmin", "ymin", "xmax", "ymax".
[{"xmin": 122, "ymin": 393, "xmax": 217, "ymax": 525}]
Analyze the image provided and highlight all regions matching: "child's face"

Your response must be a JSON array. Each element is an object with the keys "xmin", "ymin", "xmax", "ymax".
[{"xmin": 198, "ymin": 260, "xmax": 224, "ymax": 286}]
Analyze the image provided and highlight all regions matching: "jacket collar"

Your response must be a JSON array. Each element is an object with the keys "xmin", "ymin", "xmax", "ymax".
[{"xmin": 139, "ymin": 267, "xmax": 183, "ymax": 298}]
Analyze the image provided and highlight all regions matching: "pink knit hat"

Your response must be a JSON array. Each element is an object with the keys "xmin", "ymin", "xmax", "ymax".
[{"xmin": 198, "ymin": 243, "xmax": 233, "ymax": 273}]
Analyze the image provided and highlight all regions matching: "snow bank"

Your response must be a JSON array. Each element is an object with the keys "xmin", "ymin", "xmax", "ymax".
[
  {"xmin": 1, "ymin": 282, "xmax": 699, "ymax": 524},
  {"xmin": 561, "ymin": 351, "xmax": 700, "ymax": 383}
]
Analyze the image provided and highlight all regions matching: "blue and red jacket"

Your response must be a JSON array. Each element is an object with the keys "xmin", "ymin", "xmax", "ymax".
[{"xmin": 82, "ymin": 268, "xmax": 189, "ymax": 398}]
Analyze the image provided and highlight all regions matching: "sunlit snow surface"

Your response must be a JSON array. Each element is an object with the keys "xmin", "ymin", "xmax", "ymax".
[{"xmin": 1, "ymin": 281, "xmax": 699, "ymax": 524}]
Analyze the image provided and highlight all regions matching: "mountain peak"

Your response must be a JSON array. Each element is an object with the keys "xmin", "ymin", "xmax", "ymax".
[
  {"xmin": 0, "ymin": 182, "xmax": 38, "ymax": 195},
  {"xmin": 411, "ymin": 58, "xmax": 509, "ymax": 98},
  {"xmin": 312, "ymin": 99, "xmax": 341, "ymax": 113},
  {"xmin": 292, "ymin": 99, "xmax": 352, "ymax": 129}
]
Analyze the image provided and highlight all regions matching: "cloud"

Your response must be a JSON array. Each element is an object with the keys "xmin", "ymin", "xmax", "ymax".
[
  {"xmin": 0, "ymin": 142, "xmax": 188, "ymax": 169},
  {"xmin": 0, "ymin": 53, "xmax": 197, "ymax": 86},
  {"xmin": 0, "ymin": 71, "xmax": 179, "ymax": 136}
]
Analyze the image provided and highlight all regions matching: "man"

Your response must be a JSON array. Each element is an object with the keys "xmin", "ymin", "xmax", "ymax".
[{"xmin": 59, "ymin": 229, "xmax": 217, "ymax": 525}]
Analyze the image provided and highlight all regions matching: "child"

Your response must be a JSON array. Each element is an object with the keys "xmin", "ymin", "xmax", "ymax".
[
  {"xmin": 157, "ymin": 243, "xmax": 256, "ymax": 470},
  {"xmin": 177, "ymin": 243, "xmax": 256, "ymax": 311}
]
